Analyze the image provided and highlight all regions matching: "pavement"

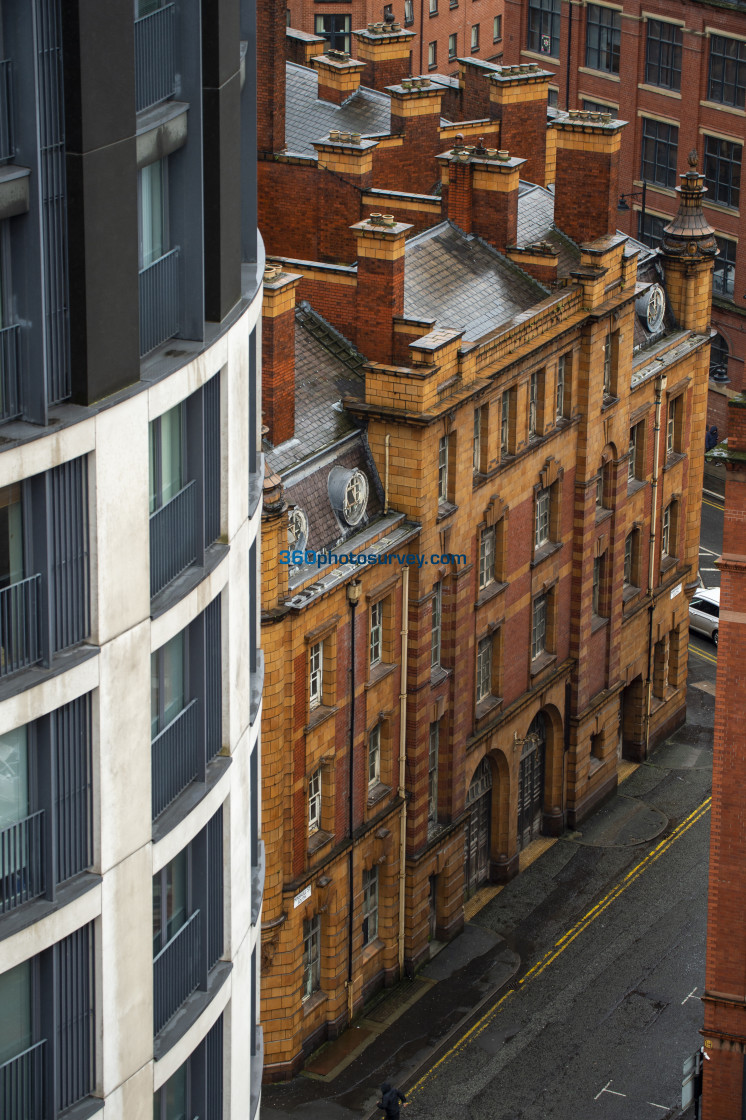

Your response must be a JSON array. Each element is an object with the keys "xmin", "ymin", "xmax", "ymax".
[{"xmin": 262, "ymin": 687, "xmax": 715, "ymax": 1120}]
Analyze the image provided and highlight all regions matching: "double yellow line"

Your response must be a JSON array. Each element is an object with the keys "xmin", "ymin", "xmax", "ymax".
[
  {"xmin": 689, "ymin": 643, "xmax": 717, "ymax": 665},
  {"xmin": 409, "ymin": 795, "xmax": 712, "ymax": 1096}
]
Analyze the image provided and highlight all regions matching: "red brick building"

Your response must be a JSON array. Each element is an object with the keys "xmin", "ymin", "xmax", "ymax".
[
  {"xmin": 702, "ymin": 400, "xmax": 746, "ymax": 1115},
  {"xmin": 501, "ymin": 0, "xmax": 746, "ymax": 432},
  {"xmin": 284, "ymin": 0, "xmax": 505, "ymax": 86},
  {"xmin": 257, "ymin": 0, "xmax": 715, "ymax": 1080}
]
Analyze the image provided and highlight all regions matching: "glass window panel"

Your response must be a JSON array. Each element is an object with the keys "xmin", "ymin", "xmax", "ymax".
[
  {"xmin": 0, "ymin": 724, "xmax": 28, "ymax": 828},
  {"xmin": 140, "ymin": 160, "xmax": 166, "ymax": 269},
  {"xmin": 160, "ymin": 404, "xmax": 184, "ymax": 505},
  {"xmin": 527, "ymin": 0, "xmax": 560, "ymax": 57},
  {"xmin": 0, "ymin": 960, "xmax": 32, "ymax": 1064},
  {"xmin": 0, "ymin": 484, "xmax": 23, "ymax": 589},
  {"xmin": 151, "ymin": 631, "xmax": 186, "ymax": 737}
]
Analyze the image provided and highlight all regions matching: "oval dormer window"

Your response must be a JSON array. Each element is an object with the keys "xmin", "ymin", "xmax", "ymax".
[
  {"xmin": 343, "ymin": 470, "xmax": 368, "ymax": 525},
  {"xmin": 288, "ymin": 507, "xmax": 309, "ymax": 554},
  {"xmin": 636, "ymin": 284, "xmax": 665, "ymax": 332}
]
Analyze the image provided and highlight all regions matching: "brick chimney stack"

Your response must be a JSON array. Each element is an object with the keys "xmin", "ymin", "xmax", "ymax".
[
  {"xmin": 353, "ymin": 23, "xmax": 415, "ymax": 92},
  {"xmin": 262, "ymin": 264, "xmax": 301, "ymax": 445},
  {"xmin": 552, "ymin": 111, "xmax": 627, "ymax": 245},
  {"xmin": 438, "ymin": 143, "xmax": 525, "ymax": 253},
  {"xmin": 488, "ymin": 63, "xmax": 552, "ymax": 187},
  {"xmin": 312, "ymin": 51, "xmax": 365, "ymax": 104},
  {"xmin": 352, "ymin": 214, "xmax": 413, "ymax": 365},
  {"xmin": 702, "ymin": 395, "xmax": 746, "ymax": 1118},
  {"xmin": 257, "ymin": 0, "xmax": 286, "ymax": 155},
  {"xmin": 385, "ymin": 79, "xmax": 444, "ymax": 194}
]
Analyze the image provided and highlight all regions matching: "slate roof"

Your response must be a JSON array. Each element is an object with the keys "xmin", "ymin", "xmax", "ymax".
[
  {"xmin": 286, "ymin": 62, "xmax": 391, "ymax": 156},
  {"xmin": 283, "ymin": 437, "xmax": 384, "ymax": 554},
  {"xmin": 403, "ymin": 221, "xmax": 548, "ymax": 342},
  {"xmin": 516, "ymin": 182, "xmax": 580, "ymax": 276}
]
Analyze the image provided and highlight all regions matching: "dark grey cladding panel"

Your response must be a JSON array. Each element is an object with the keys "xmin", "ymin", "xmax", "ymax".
[
  {"xmin": 283, "ymin": 438, "xmax": 384, "ymax": 555},
  {"xmin": 285, "ymin": 62, "xmax": 391, "ymax": 156}
]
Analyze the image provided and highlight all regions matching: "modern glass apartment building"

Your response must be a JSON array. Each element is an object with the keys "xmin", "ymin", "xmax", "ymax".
[{"xmin": 0, "ymin": 1, "xmax": 264, "ymax": 1116}]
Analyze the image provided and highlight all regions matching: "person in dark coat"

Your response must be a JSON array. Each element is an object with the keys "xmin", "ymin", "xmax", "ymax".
[{"xmin": 377, "ymin": 1081, "xmax": 408, "ymax": 1118}]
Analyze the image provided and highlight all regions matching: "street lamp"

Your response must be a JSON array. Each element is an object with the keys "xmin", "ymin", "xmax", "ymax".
[
  {"xmin": 618, "ymin": 180, "xmax": 648, "ymax": 242},
  {"xmin": 710, "ymin": 363, "xmax": 731, "ymax": 385}
]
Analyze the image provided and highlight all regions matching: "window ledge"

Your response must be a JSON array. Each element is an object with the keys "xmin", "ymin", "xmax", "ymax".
[
  {"xmin": 367, "ymin": 782, "xmax": 391, "ymax": 808},
  {"xmin": 430, "ymin": 664, "xmax": 450, "ymax": 687},
  {"xmin": 601, "ymin": 393, "xmax": 620, "ymax": 412},
  {"xmin": 136, "ymin": 100, "xmax": 189, "ymax": 169},
  {"xmin": 660, "ymin": 554, "xmax": 678, "ymax": 575},
  {"xmin": 308, "ymin": 828, "xmax": 333, "ymax": 856},
  {"xmin": 532, "ymin": 540, "xmax": 562, "ymax": 568},
  {"xmin": 154, "ymin": 960, "xmax": 232, "ymax": 1061},
  {"xmin": 588, "ymin": 755, "xmax": 605, "ymax": 776},
  {"xmin": 623, "ymin": 582, "xmax": 642, "ymax": 604},
  {"xmin": 305, "ymin": 704, "xmax": 338, "ymax": 734},
  {"xmin": 700, "ymin": 98, "xmax": 745, "ymax": 117},
  {"xmin": 436, "ymin": 500, "xmax": 458, "ymax": 523},
  {"xmin": 302, "ymin": 990, "xmax": 327, "ymax": 1017},
  {"xmin": 627, "ymin": 478, "xmax": 647, "ymax": 496},
  {"xmin": 0, "ymin": 163, "xmax": 30, "ymax": 220},
  {"xmin": 663, "ymin": 451, "xmax": 685, "ymax": 471},
  {"xmin": 152, "ymin": 754, "xmax": 232, "ymax": 843},
  {"xmin": 249, "ymin": 457, "xmax": 265, "ymax": 520},
  {"xmin": 530, "ymin": 651, "xmax": 555, "ymax": 678},
  {"xmin": 578, "ymin": 65, "xmax": 620, "ymax": 82},
  {"xmin": 475, "ymin": 694, "xmax": 502, "ymax": 721},
  {"xmin": 365, "ymin": 661, "xmax": 397, "ymax": 691},
  {"xmin": 0, "ymin": 871, "xmax": 101, "ymax": 946},
  {"xmin": 59, "ymin": 1097, "xmax": 104, "ymax": 1120},
  {"xmin": 151, "ymin": 541, "xmax": 229, "ymax": 619},
  {"xmin": 475, "ymin": 580, "xmax": 508, "ymax": 609},
  {"xmin": 595, "ymin": 507, "xmax": 613, "ymax": 526},
  {"xmin": 639, "ymin": 81, "xmax": 682, "ymax": 99},
  {"xmin": 360, "ymin": 938, "xmax": 385, "ymax": 967},
  {"xmin": 591, "ymin": 612, "xmax": 609, "ymax": 634},
  {"xmin": 0, "ymin": 642, "xmax": 99, "ymax": 707}
]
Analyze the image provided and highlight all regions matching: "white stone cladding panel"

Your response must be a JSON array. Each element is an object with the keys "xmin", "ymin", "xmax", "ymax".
[
  {"xmin": 0, "ymin": 882, "xmax": 101, "ymax": 972},
  {"xmin": 0, "ymin": 417, "xmax": 96, "ymax": 488},
  {"xmin": 0, "ymin": 652, "xmax": 99, "ymax": 735}
]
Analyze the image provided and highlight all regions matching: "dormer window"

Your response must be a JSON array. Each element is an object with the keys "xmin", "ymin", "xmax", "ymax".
[
  {"xmin": 288, "ymin": 507, "xmax": 309, "ymax": 554},
  {"xmin": 344, "ymin": 470, "xmax": 368, "ymax": 524}
]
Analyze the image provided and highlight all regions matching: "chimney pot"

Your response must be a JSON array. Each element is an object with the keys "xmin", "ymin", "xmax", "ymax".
[{"xmin": 498, "ymin": 149, "xmax": 509, "ymax": 160}]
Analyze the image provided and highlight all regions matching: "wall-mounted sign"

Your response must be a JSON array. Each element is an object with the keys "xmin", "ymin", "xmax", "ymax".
[
  {"xmin": 670, "ymin": 582, "xmax": 682, "ymax": 600},
  {"xmin": 294, "ymin": 885, "xmax": 312, "ymax": 908}
]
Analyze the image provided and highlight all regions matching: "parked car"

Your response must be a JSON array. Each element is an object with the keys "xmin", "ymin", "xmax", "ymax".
[{"xmin": 689, "ymin": 587, "xmax": 720, "ymax": 647}]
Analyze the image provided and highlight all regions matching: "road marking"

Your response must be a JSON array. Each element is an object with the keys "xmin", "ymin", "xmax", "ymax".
[
  {"xmin": 408, "ymin": 797, "xmax": 712, "ymax": 1097},
  {"xmin": 595, "ymin": 1080, "xmax": 626, "ymax": 1099},
  {"xmin": 699, "ymin": 546, "xmax": 720, "ymax": 557},
  {"xmin": 703, "ymin": 497, "xmax": 724, "ymax": 511},
  {"xmin": 682, "ymin": 987, "xmax": 698, "ymax": 1005},
  {"xmin": 647, "ymin": 1105, "xmax": 670, "ymax": 1111},
  {"xmin": 689, "ymin": 645, "xmax": 717, "ymax": 665}
]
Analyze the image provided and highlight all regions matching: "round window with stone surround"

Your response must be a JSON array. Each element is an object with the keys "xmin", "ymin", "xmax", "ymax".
[{"xmin": 288, "ymin": 508, "xmax": 309, "ymax": 553}]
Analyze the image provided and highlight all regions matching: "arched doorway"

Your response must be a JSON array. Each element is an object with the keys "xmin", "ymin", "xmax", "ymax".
[
  {"xmin": 517, "ymin": 713, "xmax": 545, "ymax": 850},
  {"xmin": 464, "ymin": 757, "xmax": 492, "ymax": 897}
]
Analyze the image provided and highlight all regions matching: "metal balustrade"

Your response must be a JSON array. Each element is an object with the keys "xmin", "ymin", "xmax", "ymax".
[
  {"xmin": 0, "ymin": 574, "xmax": 42, "ymax": 678},
  {"xmin": 0, "ymin": 323, "xmax": 21, "ymax": 421},
  {"xmin": 150, "ymin": 479, "xmax": 197, "ymax": 596},
  {"xmin": 153, "ymin": 909, "xmax": 201, "ymax": 1034},
  {"xmin": 0, "ymin": 1040, "xmax": 45, "ymax": 1120},
  {"xmin": 0, "ymin": 59, "xmax": 13, "ymax": 163},
  {"xmin": 139, "ymin": 248, "xmax": 180, "ymax": 357},
  {"xmin": 151, "ymin": 698, "xmax": 200, "ymax": 818},
  {"xmin": 0, "ymin": 810, "xmax": 45, "ymax": 912},
  {"xmin": 134, "ymin": 4, "xmax": 176, "ymax": 113}
]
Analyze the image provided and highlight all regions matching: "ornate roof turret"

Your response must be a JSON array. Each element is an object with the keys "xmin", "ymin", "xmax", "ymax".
[{"xmin": 661, "ymin": 149, "xmax": 718, "ymax": 261}]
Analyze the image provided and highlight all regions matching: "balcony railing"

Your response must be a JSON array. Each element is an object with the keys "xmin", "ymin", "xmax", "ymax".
[
  {"xmin": 134, "ymin": 4, "xmax": 176, "ymax": 114},
  {"xmin": 0, "ymin": 810, "xmax": 45, "ymax": 913},
  {"xmin": 0, "ymin": 574, "xmax": 43, "ymax": 678},
  {"xmin": 153, "ymin": 909, "xmax": 201, "ymax": 1034},
  {"xmin": 139, "ymin": 248, "xmax": 180, "ymax": 357},
  {"xmin": 151, "ymin": 698, "xmax": 200, "ymax": 818},
  {"xmin": 0, "ymin": 1040, "xmax": 45, "ymax": 1120},
  {"xmin": 0, "ymin": 59, "xmax": 14, "ymax": 163},
  {"xmin": 150, "ymin": 479, "xmax": 197, "ymax": 597},
  {"xmin": 0, "ymin": 324, "xmax": 21, "ymax": 421}
]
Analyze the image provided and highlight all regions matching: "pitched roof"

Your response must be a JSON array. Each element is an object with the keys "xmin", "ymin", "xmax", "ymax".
[
  {"xmin": 264, "ymin": 302, "xmax": 365, "ymax": 474},
  {"xmin": 403, "ymin": 221, "xmax": 547, "ymax": 342},
  {"xmin": 285, "ymin": 62, "xmax": 391, "ymax": 157}
]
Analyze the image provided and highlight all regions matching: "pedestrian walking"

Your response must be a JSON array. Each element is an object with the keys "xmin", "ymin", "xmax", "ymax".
[{"xmin": 376, "ymin": 1081, "xmax": 408, "ymax": 1119}]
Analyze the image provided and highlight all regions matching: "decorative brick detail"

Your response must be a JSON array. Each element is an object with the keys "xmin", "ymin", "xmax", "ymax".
[
  {"xmin": 353, "ymin": 25, "xmax": 415, "ymax": 92},
  {"xmin": 553, "ymin": 114, "xmax": 626, "ymax": 246},
  {"xmin": 262, "ymin": 266, "xmax": 301, "ymax": 444}
]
